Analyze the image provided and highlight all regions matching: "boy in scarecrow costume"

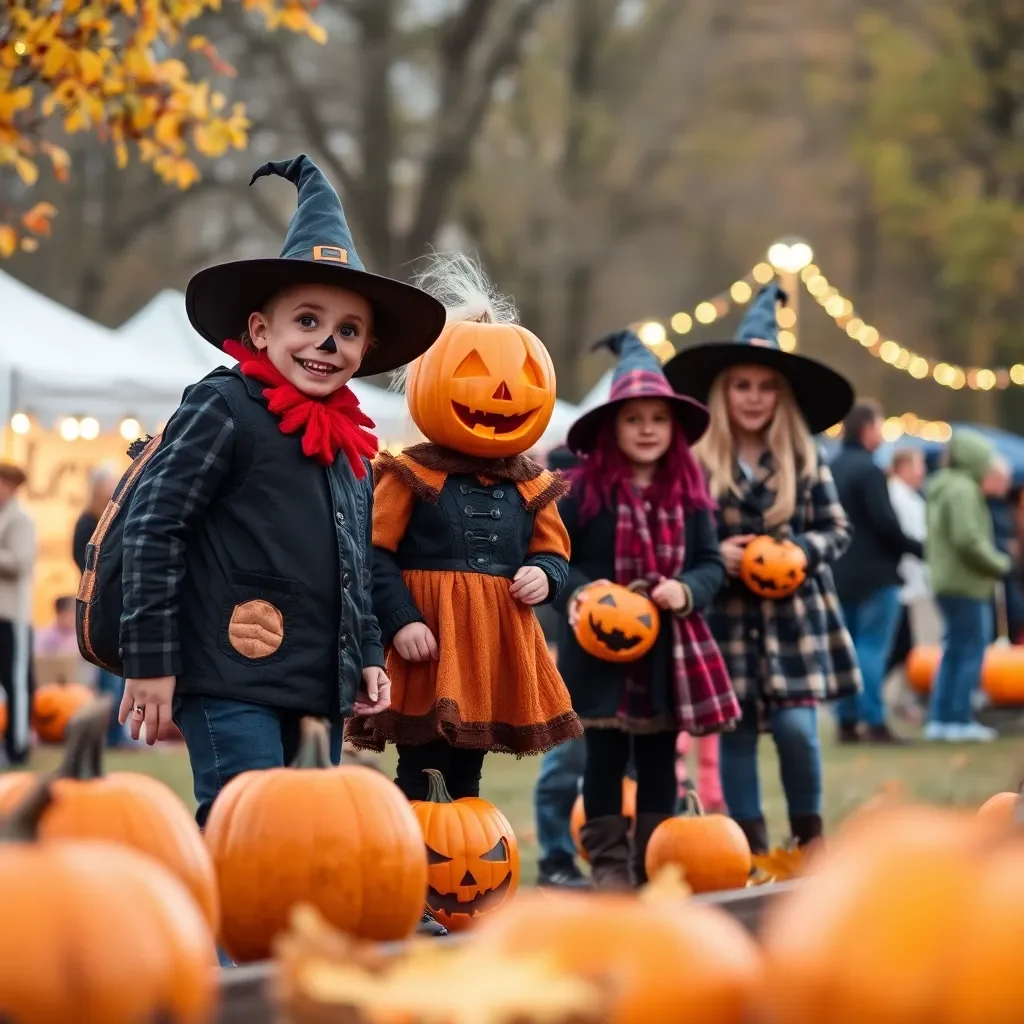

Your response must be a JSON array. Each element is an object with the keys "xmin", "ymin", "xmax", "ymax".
[
  {"xmin": 662, "ymin": 283, "xmax": 858, "ymax": 853},
  {"xmin": 346, "ymin": 254, "xmax": 582, "ymax": 800},
  {"xmin": 117, "ymin": 155, "xmax": 445, "ymax": 829}
]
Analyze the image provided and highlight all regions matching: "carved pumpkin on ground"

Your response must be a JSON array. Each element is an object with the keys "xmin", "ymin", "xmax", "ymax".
[
  {"xmin": 405, "ymin": 319, "xmax": 556, "ymax": 458},
  {"xmin": 570, "ymin": 776, "xmax": 637, "ymax": 864},
  {"xmin": 907, "ymin": 643, "xmax": 1024, "ymax": 705},
  {"xmin": 645, "ymin": 792, "xmax": 752, "ymax": 893},
  {"xmin": 761, "ymin": 802, "xmax": 1021, "ymax": 1024},
  {"xmin": 31, "ymin": 682, "xmax": 93, "ymax": 743},
  {"xmin": 411, "ymin": 768, "xmax": 520, "ymax": 932},
  {"xmin": 204, "ymin": 719, "xmax": 426, "ymax": 962},
  {"xmin": 474, "ymin": 890, "xmax": 764, "ymax": 1024},
  {"xmin": 739, "ymin": 535, "xmax": 807, "ymax": 600},
  {"xmin": 573, "ymin": 580, "xmax": 660, "ymax": 663},
  {"xmin": 0, "ymin": 696, "xmax": 220, "ymax": 932},
  {"xmin": 0, "ymin": 777, "xmax": 217, "ymax": 1024}
]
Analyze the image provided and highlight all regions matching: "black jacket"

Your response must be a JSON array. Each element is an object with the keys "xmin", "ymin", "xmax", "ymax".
[
  {"xmin": 120, "ymin": 367, "xmax": 384, "ymax": 718},
  {"xmin": 553, "ymin": 484, "xmax": 724, "ymax": 722},
  {"xmin": 73, "ymin": 512, "xmax": 97, "ymax": 574},
  {"xmin": 830, "ymin": 440, "xmax": 924, "ymax": 604}
]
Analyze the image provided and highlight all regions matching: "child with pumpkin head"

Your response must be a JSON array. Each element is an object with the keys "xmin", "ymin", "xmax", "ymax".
[
  {"xmin": 345, "ymin": 255, "xmax": 582, "ymax": 868},
  {"xmin": 662, "ymin": 283, "xmax": 860, "ymax": 854},
  {"xmin": 113, "ymin": 155, "xmax": 446, "ymax": 828},
  {"xmin": 556, "ymin": 329, "xmax": 740, "ymax": 890}
]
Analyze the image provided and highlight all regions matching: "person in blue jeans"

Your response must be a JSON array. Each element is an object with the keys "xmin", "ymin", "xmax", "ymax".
[
  {"xmin": 831, "ymin": 401, "xmax": 923, "ymax": 744},
  {"xmin": 533, "ymin": 735, "xmax": 589, "ymax": 887},
  {"xmin": 924, "ymin": 432, "xmax": 1010, "ymax": 742}
]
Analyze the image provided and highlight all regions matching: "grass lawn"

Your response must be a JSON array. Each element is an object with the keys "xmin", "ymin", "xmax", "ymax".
[{"xmin": 10, "ymin": 724, "xmax": 1024, "ymax": 881}]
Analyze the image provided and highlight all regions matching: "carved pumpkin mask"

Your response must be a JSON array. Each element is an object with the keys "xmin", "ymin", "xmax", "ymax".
[
  {"xmin": 411, "ymin": 770, "xmax": 520, "ymax": 932},
  {"xmin": 739, "ymin": 535, "xmax": 807, "ymax": 599},
  {"xmin": 405, "ymin": 321, "xmax": 556, "ymax": 458},
  {"xmin": 573, "ymin": 581, "xmax": 660, "ymax": 664}
]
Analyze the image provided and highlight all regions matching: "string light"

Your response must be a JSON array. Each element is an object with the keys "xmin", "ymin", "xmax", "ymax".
[
  {"xmin": 9, "ymin": 414, "xmax": 29, "ymax": 435},
  {"xmin": 824, "ymin": 414, "xmax": 953, "ymax": 445}
]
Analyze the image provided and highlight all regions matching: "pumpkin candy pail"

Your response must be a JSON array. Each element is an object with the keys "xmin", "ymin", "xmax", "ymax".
[
  {"xmin": 573, "ymin": 580, "xmax": 660, "ymax": 663},
  {"xmin": 740, "ymin": 535, "xmax": 807, "ymax": 600}
]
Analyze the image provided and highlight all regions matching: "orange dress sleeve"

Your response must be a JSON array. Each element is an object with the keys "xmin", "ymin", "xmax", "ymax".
[
  {"xmin": 527, "ymin": 501, "xmax": 571, "ymax": 560},
  {"xmin": 372, "ymin": 471, "xmax": 416, "ymax": 552}
]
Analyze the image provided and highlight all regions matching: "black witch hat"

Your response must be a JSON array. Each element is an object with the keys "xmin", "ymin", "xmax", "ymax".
[
  {"xmin": 662, "ymin": 283, "xmax": 854, "ymax": 435},
  {"xmin": 185, "ymin": 155, "xmax": 446, "ymax": 378}
]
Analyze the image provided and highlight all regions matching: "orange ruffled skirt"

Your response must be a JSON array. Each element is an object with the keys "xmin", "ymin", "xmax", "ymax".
[{"xmin": 345, "ymin": 569, "xmax": 581, "ymax": 755}]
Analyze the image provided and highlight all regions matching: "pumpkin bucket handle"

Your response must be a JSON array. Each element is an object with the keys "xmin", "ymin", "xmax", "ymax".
[{"xmin": 627, "ymin": 580, "xmax": 651, "ymax": 595}]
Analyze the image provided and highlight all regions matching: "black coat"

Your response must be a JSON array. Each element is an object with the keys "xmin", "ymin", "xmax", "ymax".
[
  {"xmin": 73, "ymin": 512, "xmax": 97, "ymax": 574},
  {"xmin": 830, "ymin": 441, "xmax": 924, "ymax": 604},
  {"xmin": 553, "ymin": 484, "xmax": 724, "ymax": 724}
]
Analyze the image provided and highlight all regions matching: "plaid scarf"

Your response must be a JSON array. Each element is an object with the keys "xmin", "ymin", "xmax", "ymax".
[{"xmin": 614, "ymin": 482, "xmax": 740, "ymax": 735}]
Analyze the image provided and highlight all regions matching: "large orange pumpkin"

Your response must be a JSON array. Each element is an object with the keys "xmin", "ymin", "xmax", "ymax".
[
  {"xmin": 0, "ymin": 777, "xmax": 217, "ymax": 1024},
  {"xmin": 740, "ymin": 535, "xmax": 807, "ymax": 600},
  {"xmin": 31, "ymin": 682, "xmax": 93, "ymax": 743},
  {"xmin": 977, "ymin": 791, "xmax": 1021, "ymax": 824},
  {"xmin": 0, "ymin": 697, "xmax": 219, "ymax": 932},
  {"xmin": 474, "ymin": 890, "xmax": 763, "ymax": 1024},
  {"xmin": 645, "ymin": 792, "xmax": 752, "ymax": 893},
  {"xmin": 405, "ymin": 318, "xmax": 556, "ymax": 457},
  {"xmin": 907, "ymin": 643, "xmax": 1024, "ymax": 705},
  {"xmin": 204, "ymin": 719, "xmax": 427, "ymax": 962},
  {"xmin": 573, "ymin": 580, "xmax": 660, "ymax": 663},
  {"xmin": 570, "ymin": 776, "xmax": 637, "ymax": 864},
  {"xmin": 761, "ymin": 803, "xmax": 1005, "ymax": 1024},
  {"xmin": 411, "ymin": 768, "xmax": 520, "ymax": 932}
]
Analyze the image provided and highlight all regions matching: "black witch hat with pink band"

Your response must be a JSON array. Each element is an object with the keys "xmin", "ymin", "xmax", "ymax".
[{"xmin": 566, "ymin": 329, "xmax": 710, "ymax": 455}]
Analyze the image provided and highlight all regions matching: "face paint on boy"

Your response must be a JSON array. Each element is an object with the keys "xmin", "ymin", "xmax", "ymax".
[{"xmin": 247, "ymin": 283, "xmax": 373, "ymax": 398}]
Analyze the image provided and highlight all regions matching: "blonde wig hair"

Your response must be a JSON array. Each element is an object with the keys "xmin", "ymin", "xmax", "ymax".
[
  {"xmin": 389, "ymin": 252, "xmax": 518, "ymax": 394},
  {"xmin": 693, "ymin": 367, "xmax": 818, "ymax": 529}
]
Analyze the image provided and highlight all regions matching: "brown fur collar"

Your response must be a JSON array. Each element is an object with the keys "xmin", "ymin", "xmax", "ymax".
[{"xmin": 375, "ymin": 444, "xmax": 570, "ymax": 511}]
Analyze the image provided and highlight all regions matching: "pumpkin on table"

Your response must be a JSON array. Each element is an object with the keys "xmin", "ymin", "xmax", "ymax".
[
  {"xmin": 474, "ymin": 889, "xmax": 764, "ymax": 1024},
  {"xmin": 411, "ymin": 768, "xmax": 520, "ymax": 932},
  {"xmin": 0, "ymin": 776, "xmax": 217, "ymax": 1024},
  {"xmin": 739, "ymin": 535, "xmax": 807, "ymax": 600},
  {"xmin": 0, "ymin": 696, "xmax": 219, "ymax": 931},
  {"xmin": 645, "ymin": 792, "xmax": 752, "ymax": 893},
  {"xmin": 405, "ymin": 317, "xmax": 557, "ymax": 458},
  {"xmin": 31, "ymin": 682, "xmax": 93, "ymax": 743},
  {"xmin": 204, "ymin": 719, "xmax": 427, "ymax": 962},
  {"xmin": 573, "ymin": 580, "xmax": 660, "ymax": 663},
  {"xmin": 570, "ymin": 776, "xmax": 637, "ymax": 864}
]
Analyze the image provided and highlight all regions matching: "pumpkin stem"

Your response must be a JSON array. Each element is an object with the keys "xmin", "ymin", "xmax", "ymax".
[
  {"xmin": 0, "ymin": 775, "xmax": 55, "ymax": 842},
  {"xmin": 291, "ymin": 718, "xmax": 333, "ymax": 769},
  {"xmin": 423, "ymin": 769, "xmax": 454, "ymax": 804},
  {"xmin": 55, "ymin": 696, "xmax": 113, "ymax": 781},
  {"xmin": 682, "ymin": 789, "xmax": 705, "ymax": 817}
]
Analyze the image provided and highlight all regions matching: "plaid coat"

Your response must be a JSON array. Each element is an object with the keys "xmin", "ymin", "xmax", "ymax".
[{"xmin": 706, "ymin": 450, "xmax": 861, "ymax": 708}]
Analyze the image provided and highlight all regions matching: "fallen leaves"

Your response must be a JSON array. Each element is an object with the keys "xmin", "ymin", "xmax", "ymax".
[
  {"xmin": 750, "ymin": 845, "xmax": 807, "ymax": 883},
  {"xmin": 0, "ymin": 0, "xmax": 326, "ymax": 258}
]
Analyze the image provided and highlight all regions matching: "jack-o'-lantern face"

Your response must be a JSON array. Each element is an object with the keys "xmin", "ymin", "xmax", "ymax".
[
  {"xmin": 411, "ymin": 770, "xmax": 521, "ymax": 932},
  {"xmin": 405, "ymin": 320, "xmax": 556, "ymax": 457},
  {"xmin": 739, "ymin": 535, "xmax": 807, "ymax": 599},
  {"xmin": 573, "ymin": 581, "xmax": 660, "ymax": 664}
]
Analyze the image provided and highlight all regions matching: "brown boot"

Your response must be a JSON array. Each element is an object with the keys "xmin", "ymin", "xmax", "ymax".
[
  {"xmin": 631, "ymin": 813, "xmax": 672, "ymax": 887},
  {"xmin": 735, "ymin": 816, "xmax": 769, "ymax": 855},
  {"xmin": 579, "ymin": 815, "xmax": 633, "ymax": 891}
]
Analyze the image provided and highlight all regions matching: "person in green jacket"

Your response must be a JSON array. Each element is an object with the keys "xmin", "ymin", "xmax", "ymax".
[{"xmin": 924, "ymin": 429, "xmax": 1011, "ymax": 742}]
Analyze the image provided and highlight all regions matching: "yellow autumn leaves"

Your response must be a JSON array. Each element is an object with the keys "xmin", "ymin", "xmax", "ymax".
[{"xmin": 0, "ymin": 0, "xmax": 325, "ymax": 256}]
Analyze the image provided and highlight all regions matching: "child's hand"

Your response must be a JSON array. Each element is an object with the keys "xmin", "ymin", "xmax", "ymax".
[
  {"xmin": 119, "ymin": 675, "xmax": 176, "ymax": 745},
  {"xmin": 354, "ymin": 667, "xmax": 392, "ymax": 716},
  {"xmin": 393, "ymin": 622, "xmax": 439, "ymax": 662},
  {"xmin": 721, "ymin": 534, "xmax": 756, "ymax": 577},
  {"xmin": 650, "ymin": 578, "xmax": 689, "ymax": 613},
  {"xmin": 567, "ymin": 579, "xmax": 610, "ymax": 628},
  {"xmin": 510, "ymin": 565, "xmax": 549, "ymax": 605}
]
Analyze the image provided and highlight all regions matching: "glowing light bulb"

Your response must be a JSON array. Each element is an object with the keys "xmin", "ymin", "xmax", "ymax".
[
  {"xmin": 79, "ymin": 416, "xmax": 100, "ymax": 440},
  {"xmin": 695, "ymin": 302, "xmax": 717, "ymax": 324},
  {"xmin": 59, "ymin": 417, "xmax": 80, "ymax": 441},
  {"xmin": 670, "ymin": 312, "xmax": 693, "ymax": 334},
  {"xmin": 10, "ymin": 413, "xmax": 29, "ymax": 435},
  {"xmin": 778, "ymin": 330, "xmax": 796, "ymax": 352},
  {"xmin": 777, "ymin": 307, "xmax": 797, "ymax": 329},
  {"xmin": 729, "ymin": 281, "xmax": 752, "ymax": 303},
  {"xmin": 752, "ymin": 263, "xmax": 774, "ymax": 284},
  {"xmin": 119, "ymin": 418, "xmax": 141, "ymax": 441}
]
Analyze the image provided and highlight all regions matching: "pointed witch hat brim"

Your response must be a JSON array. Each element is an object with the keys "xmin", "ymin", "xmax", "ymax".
[
  {"xmin": 566, "ymin": 328, "xmax": 710, "ymax": 455},
  {"xmin": 185, "ymin": 156, "xmax": 446, "ymax": 378},
  {"xmin": 662, "ymin": 342, "xmax": 854, "ymax": 435}
]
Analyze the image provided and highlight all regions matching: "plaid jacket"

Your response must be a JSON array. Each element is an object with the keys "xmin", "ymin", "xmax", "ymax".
[{"xmin": 705, "ymin": 450, "xmax": 861, "ymax": 705}]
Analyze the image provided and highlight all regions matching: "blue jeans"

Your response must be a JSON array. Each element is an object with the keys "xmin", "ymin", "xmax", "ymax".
[
  {"xmin": 96, "ymin": 669, "xmax": 129, "ymax": 747},
  {"xmin": 837, "ymin": 586, "xmax": 902, "ymax": 727},
  {"xmin": 533, "ymin": 736, "xmax": 586, "ymax": 870},
  {"xmin": 719, "ymin": 704, "xmax": 822, "ymax": 821},
  {"xmin": 172, "ymin": 694, "xmax": 342, "ymax": 830},
  {"xmin": 930, "ymin": 597, "xmax": 993, "ymax": 725}
]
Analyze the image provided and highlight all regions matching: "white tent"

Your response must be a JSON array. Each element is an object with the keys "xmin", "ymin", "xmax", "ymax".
[{"xmin": 117, "ymin": 290, "xmax": 418, "ymax": 441}]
